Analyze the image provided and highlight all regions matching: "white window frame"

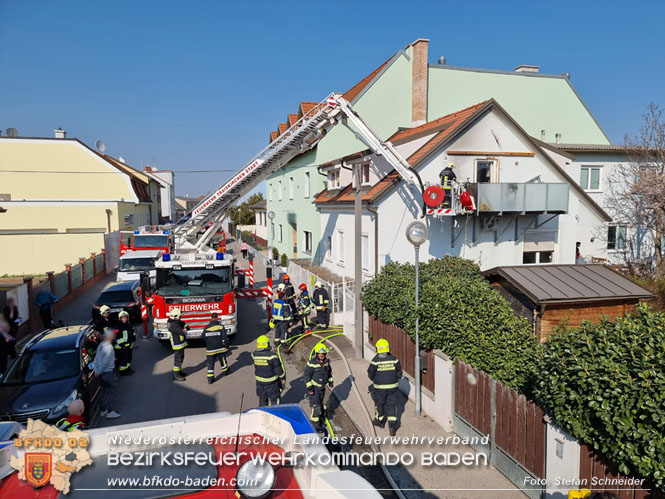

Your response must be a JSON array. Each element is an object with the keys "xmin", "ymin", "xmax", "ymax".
[
  {"xmin": 328, "ymin": 169, "xmax": 340, "ymax": 189},
  {"xmin": 475, "ymin": 159, "xmax": 497, "ymax": 183},
  {"xmin": 522, "ymin": 250, "xmax": 554, "ymax": 265},
  {"xmin": 304, "ymin": 172, "xmax": 310, "ymax": 198},
  {"xmin": 580, "ymin": 165, "xmax": 602, "ymax": 192},
  {"xmin": 278, "ymin": 180, "xmax": 283, "ymax": 201},
  {"xmin": 361, "ymin": 233, "xmax": 369, "ymax": 271},
  {"xmin": 607, "ymin": 224, "xmax": 627, "ymax": 251},
  {"xmin": 271, "ymin": 222, "xmax": 275, "ymax": 241},
  {"xmin": 303, "ymin": 230, "xmax": 312, "ymax": 254},
  {"xmin": 361, "ymin": 163, "xmax": 371, "ymax": 186},
  {"xmin": 289, "ymin": 177, "xmax": 294, "ymax": 200},
  {"xmin": 268, "ymin": 183, "xmax": 273, "ymax": 201},
  {"xmin": 337, "ymin": 229, "xmax": 344, "ymax": 264},
  {"xmin": 279, "ymin": 224, "xmax": 283, "ymax": 243},
  {"xmin": 325, "ymin": 235, "xmax": 332, "ymax": 262}
]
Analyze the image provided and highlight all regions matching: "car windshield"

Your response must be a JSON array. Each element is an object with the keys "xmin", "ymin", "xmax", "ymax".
[
  {"xmin": 133, "ymin": 235, "xmax": 168, "ymax": 248},
  {"xmin": 99, "ymin": 290, "xmax": 134, "ymax": 303},
  {"xmin": 119, "ymin": 258, "xmax": 155, "ymax": 271},
  {"xmin": 1, "ymin": 349, "xmax": 79, "ymax": 385},
  {"xmin": 155, "ymin": 267, "xmax": 231, "ymax": 297}
]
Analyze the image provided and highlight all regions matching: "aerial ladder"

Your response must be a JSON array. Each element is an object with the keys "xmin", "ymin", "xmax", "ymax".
[{"xmin": 172, "ymin": 93, "xmax": 423, "ymax": 253}]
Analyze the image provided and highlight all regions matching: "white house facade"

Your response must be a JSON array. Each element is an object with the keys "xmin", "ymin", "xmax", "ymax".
[{"xmin": 314, "ymin": 100, "xmax": 611, "ymax": 279}]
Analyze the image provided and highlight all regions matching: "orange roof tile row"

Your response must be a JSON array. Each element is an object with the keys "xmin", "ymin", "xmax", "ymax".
[{"xmin": 314, "ymin": 171, "xmax": 400, "ymax": 205}]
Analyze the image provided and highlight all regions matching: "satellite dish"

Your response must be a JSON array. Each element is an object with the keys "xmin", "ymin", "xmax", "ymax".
[
  {"xmin": 6, "ymin": 128, "xmax": 19, "ymax": 137},
  {"xmin": 268, "ymin": 211, "xmax": 275, "ymax": 220},
  {"xmin": 95, "ymin": 140, "xmax": 106, "ymax": 153}
]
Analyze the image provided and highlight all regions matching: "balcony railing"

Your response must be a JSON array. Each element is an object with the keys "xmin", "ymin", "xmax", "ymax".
[{"xmin": 470, "ymin": 182, "xmax": 569, "ymax": 214}]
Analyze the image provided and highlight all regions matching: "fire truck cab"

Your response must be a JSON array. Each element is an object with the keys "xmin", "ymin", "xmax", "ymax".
[{"xmin": 150, "ymin": 251, "xmax": 237, "ymax": 340}]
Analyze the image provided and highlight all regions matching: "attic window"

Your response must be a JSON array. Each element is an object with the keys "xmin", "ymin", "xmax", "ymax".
[
  {"xmin": 328, "ymin": 169, "xmax": 341, "ymax": 189},
  {"xmin": 361, "ymin": 163, "xmax": 371, "ymax": 185}
]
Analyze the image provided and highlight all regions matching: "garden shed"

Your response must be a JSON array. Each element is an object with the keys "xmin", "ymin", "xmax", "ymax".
[{"xmin": 483, "ymin": 264, "xmax": 654, "ymax": 342}]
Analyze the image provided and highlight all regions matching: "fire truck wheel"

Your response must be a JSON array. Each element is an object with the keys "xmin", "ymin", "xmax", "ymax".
[{"xmin": 423, "ymin": 185, "xmax": 445, "ymax": 207}]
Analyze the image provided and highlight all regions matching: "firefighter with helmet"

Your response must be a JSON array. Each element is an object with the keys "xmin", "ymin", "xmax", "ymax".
[
  {"xmin": 312, "ymin": 281, "xmax": 330, "ymax": 329},
  {"xmin": 93, "ymin": 305, "xmax": 113, "ymax": 333},
  {"xmin": 439, "ymin": 162, "xmax": 457, "ymax": 208},
  {"xmin": 252, "ymin": 335, "xmax": 285, "ymax": 406},
  {"xmin": 304, "ymin": 342, "xmax": 333, "ymax": 427},
  {"xmin": 202, "ymin": 312, "xmax": 229, "ymax": 383},
  {"xmin": 114, "ymin": 311, "xmax": 135, "ymax": 375},
  {"xmin": 168, "ymin": 308, "xmax": 189, "ymax": 382},
  {"xmin": 297, "ymin": 283, "xmax": 313, "ymax": 333},
  {"xmin": 368, "ymin": 338, "xmax": 402, "ymax": 436},
  {"xmin": 271, "ymin": 283, "xmax": 292, "ymax": 347},
  {"xmin": 282, "ymin": 274, "xmax": 298, "ymax": 316}
]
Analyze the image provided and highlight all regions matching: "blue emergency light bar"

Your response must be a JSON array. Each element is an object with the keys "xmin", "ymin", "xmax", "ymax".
[
  {"xmin": 134, "ymin": 231, "xmax": 140, "ymax": 234},
  {"xmin": 162, "ymin": 254, "xmax": 171, "ymax": 262},
  {"xmin": 163, "ymin": 230, "xmax": 169, "ymax": 234},
  {"xmin": 216, "ymin": 252, "xmax": 224, "ymax": 260}
]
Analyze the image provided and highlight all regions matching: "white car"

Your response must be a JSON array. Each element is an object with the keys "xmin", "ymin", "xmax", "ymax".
[{"xmin": 117, "ymin": 250, "xmax": 162, "ymax": 284}]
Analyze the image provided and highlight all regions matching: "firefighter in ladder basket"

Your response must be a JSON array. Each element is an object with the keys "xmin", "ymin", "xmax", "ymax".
[{"xmin": 439, "ymin": 162, "xmax": 457, "ymax": 209}]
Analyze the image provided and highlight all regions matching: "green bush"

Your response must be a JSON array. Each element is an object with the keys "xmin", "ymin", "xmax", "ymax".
[
  {"xmin": 361, "ymin": 256, "xmax": 540, "ymax": 392},
  {"xmin": 534, "ymin": 304, "xmax": 665, "ymax": 489},
  {"xmin": 280, "ymin": 253, "xmax": 288, "ymax": 268},
  {"xmin": 272, "ymin": 247, "xmax": 280, "ymax": 261}
]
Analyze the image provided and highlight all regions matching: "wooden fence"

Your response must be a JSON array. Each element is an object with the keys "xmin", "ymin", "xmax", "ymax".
[{"xmin": 368, "ymin": 315, "xmax": 435, "ymax": 393}]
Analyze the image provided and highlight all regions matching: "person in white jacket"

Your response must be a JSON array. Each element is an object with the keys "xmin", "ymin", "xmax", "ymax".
[{"xmin": 93, "ymin": 329, "xmax": 121, "ymax": 419}]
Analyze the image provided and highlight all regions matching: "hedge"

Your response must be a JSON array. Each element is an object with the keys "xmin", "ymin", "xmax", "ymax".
[
  {"xmin": 534, "ymin": 303, "xmax": 665, "ymax": 489},
  {"xmin": 361, "ymin": 256, "xmax": 541, "ymax": 393}
]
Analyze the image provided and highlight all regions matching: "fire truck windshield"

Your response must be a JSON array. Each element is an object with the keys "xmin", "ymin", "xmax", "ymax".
[
  {"xmin": 119, "ymin": 257, "xmax": 155, "ymax": 271},
  {"xmin": 133, "ymin": 235, "xmax": 168, "ymax": 248},
  {"xmin": 155, "ymin": 267, "xmax": 231, "ymax": 296}
]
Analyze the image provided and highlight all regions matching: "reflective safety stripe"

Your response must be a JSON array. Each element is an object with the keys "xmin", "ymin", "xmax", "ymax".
[
  {"xmin": 387, "ymin": 416, "xmax": 397, "ymax": 422},
  {"xmin": 119, "ymin": 364, "xmax": 130, "ymax": 371},
  {"xmin": 370, "ymin": 360, "xmax": 399, "ymax": 366},
  {"xmin": 308, "ymin": 380, "xmax": 323, "ymax": 387},
  {"xmin": 306, "ymin": 362, "xmax": 320, "ymax": 368},
  {"xmin": 255, "ymin": 375, "xmax": 278, "ymax": 383},
  {"xmin": 206, "ymin": 348, "xmax": 228, "ymax": 355},
  {"xmin": 171, "ymin": 344, "xmax": 187, "ymax": 350},
  {"xmin": 206, "ymin": 325, "xmax": 224, "ymax": 331},
  {"xmin": 373, "ymin": 383, "xmax": 399, "ymax": 389},
  {"xmin": 173, "ymin": 367, "xmax": 181, "ymax": 372}
]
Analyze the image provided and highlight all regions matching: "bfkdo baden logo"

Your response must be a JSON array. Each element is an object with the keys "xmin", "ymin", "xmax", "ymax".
[
  {"xmin": 10, "ymin": 419, "xmax": 93, "ymax": 494},
  {"xmin": 25, "ymin": 452, "xmax": 52, "ymax": 487}
]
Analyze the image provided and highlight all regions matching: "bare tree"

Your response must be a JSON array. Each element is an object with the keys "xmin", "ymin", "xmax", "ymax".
[{"xmin": 606, "ymin": 103, "xmax": 665, "ymax": 278}]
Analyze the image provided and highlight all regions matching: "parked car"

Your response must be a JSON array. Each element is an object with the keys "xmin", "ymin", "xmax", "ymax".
[
  {"xmin": 92, "ymin": 280, "xmax": 142, "ymax": 323},
  {"xmin": 0, "ymin": 326, "xmax": 101, "ymax": 424},
  {"xmin": 117, "ymin": 249, "xmax": 162, "ymax": 285}
]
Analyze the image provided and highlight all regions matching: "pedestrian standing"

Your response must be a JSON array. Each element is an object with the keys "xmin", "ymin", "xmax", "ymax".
[
  {"xmin": 93, "ymin": 329, "xmax": 121, "ymax": 419},
  {"xmin": 2, "ymin": 298, "xmax": 19, "ymax": 358},
  {"xmin": 304, "ymin": 343, "xmax": 333, "ymax": 427},
  {"xmin": 312, "ymin": 281, "xmax": 330, "ymax": 329},
  {"xmin": 368, "ymin": 339, "xmax": 402, "ymax": 436},
  {"xmin": 168, "ymin": 308, "xmax": 189, "ymax": 382},
  {"xmin": 252, "ymin": 335, "xmax": 285, "ymax": 407},
  {"xmin": 114, "ymin": 311, "xmax": 135, "ymax": 376},
  {"xmin": 202, "ymin": 312, "xmax": 229, "ymax": 384},
  {"xmin": 34, "ymin": 289, "xmax": 58, "ymax": 329},
  {"xmin": 240, "ymin": 240, "xmax": 249, "ymax": 259}
]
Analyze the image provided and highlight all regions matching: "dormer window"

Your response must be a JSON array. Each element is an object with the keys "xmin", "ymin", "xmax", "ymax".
[
  {"xmin": 328, "ymin": 169, "xmax": 341, "ymax": 189},
  {"xmin": 361, "ymin": 163, "xmax": 371, "ymax": 185}
]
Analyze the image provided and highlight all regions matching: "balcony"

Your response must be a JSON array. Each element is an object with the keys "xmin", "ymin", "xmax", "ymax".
[
  {"xmin": 425, "ymin": 182, "xmax": 569, "ymax": 217},
  {"xmin": 472, "ymin": 183, "xmax": 569, "ymax": 214}
]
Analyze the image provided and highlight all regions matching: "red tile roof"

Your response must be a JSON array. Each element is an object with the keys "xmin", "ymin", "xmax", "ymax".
[
  {"xmin": 278, "ymin": 123, "xmax": 287, "ymax": 134},
  {"xmin": 314, "ymin": 171, "xmax": 400, "ymax": 205},
  {"xmin": 287, "ymin": 114, "xmax": 299, "ymax": 126},
  {"xmin": 270, "ymin": 131, "xmax": 279, "ymax": 142},
  {"xmin": 299, "ymin": 102, "xmax": 318, "ymax": 116}
]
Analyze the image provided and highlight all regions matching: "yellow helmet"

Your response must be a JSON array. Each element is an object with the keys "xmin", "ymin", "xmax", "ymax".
[
  {"xmin": 169, "ymin": 308, "xmax": 182, "ymax": 319},
  {"xmin": 99, "ymin": 305, "xmax": 111, "ymax": 315},
  {"xmin": 256, "ymin": 335, "xmax": 269, "ymax": 349},
  {"xmin": 314, "ymin": 343, "xmax": 329, "ymax": 354},
  {"xmin": 376, "ymin": 338, "xmax": 390, "ymax": 353}
]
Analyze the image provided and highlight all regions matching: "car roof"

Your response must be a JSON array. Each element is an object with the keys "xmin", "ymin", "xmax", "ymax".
[
  {"xmin": 28, "ymin": 326, "xmax": 88, "ymax": 351},
  {"xmin": 101, "ymin": 280, "xmax": 140, "ymax": 292},
  {"xmin": 121, "ymin": 250, "xmax": 162, "ymax": 259}
]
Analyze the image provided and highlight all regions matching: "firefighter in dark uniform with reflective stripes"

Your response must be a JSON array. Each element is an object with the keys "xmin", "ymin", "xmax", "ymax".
[
  {"xmin": 168, "ymin": 308, "xmax": 189, "ymax": 382},
  {"xmin": 114, "ymin": 311, "xmax": 135, "ymax": 376},
  {"xmin": 202, "ymin": 312, "xmax": 229, "ymax": 384},
  {"xmin": 368, "ymin": 339, "xmax": 402, "ymax": 436},
  {"xmin": 93, "ymin": 305, "xmax": 113, "ymax": 333},
  {"xmin": 312, "ymin": 281, "xmax": 330, "ymax": 329},
  {"xmin": 252, "ymin": 335, "xmax": 285, "ymax": 406},
  {"xmin": 297, "ymin": 283, "xmax": 313, "ymax": 333},
  {"xmin": 271, "ymin": 284, "xmax": 292, "ymax": 347},
  {"xmin": 282, "ymin": 274, "xmax": 298, "ymax": 317},
  {"xmin": 304, "ymin": 343, "xmax": 333, "ymax": 426},
  {"xmin": 439, "ymin": 162, "xmax": 457, "ymax": 208}
]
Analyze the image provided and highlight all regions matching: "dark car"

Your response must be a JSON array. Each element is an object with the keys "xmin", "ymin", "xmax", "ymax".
[
  {"xmin": 0, "ymin": 326, "xmax": 101, "ymax": 424},
  {"xmin": 92, "ymin": 280, "xmax": 142, "ymax": 322}
]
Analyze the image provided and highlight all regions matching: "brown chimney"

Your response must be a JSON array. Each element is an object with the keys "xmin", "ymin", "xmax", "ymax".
[{"xmin": 410, "ymin": 38, "xmax": 429, "ymax": 125}]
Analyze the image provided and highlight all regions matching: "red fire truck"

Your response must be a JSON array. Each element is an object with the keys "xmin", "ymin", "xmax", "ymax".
[
  {"xmin": 119, "ymin": 228, "xmax": 172, "ymax": 256},
  {"xmin": 150, "ymin": 251, "xmax": 237, "ymax": 340}
]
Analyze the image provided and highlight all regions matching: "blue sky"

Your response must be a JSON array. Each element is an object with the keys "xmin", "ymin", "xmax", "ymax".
[{"xmin": 2, "ymin": 0, "xmax": 664, "ymax": 197}]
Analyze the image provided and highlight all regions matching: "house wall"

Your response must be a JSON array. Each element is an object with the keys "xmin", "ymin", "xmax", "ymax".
[
  {"xmin": 0, "ymin": 139, "xmax": 155, "ymax": 275},
  {"xmin": 266, "ymin": 50, "xmax": 414, "ymax": 263},
  {"xmin": 539, "ymin": 299, "xmax": 638, "ymax": 342}
]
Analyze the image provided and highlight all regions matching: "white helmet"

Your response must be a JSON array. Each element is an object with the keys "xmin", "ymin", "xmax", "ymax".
[
  {"xmin": 169, "ymin": 308, "xmax": 182, "ymax": 319},
  {"xmin": 277, "ymin": 283, "xmax": 285, "ymax": 292},
  {"xmin": 314, "ymin": 281, "xmax": 322, "ymax": 288},
  {"xmin": 119, "ymin": 311, "xmax": 129, "ymax": 319},
  {"xmin": 99, "ymin": 305, "xmax": 111, "ymax": 315}
]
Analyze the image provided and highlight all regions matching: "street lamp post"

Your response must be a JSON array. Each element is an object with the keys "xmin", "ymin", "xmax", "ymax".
[{"xmin": 405, "ymin": 220, "xmax": 428, "ymax": 416}]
